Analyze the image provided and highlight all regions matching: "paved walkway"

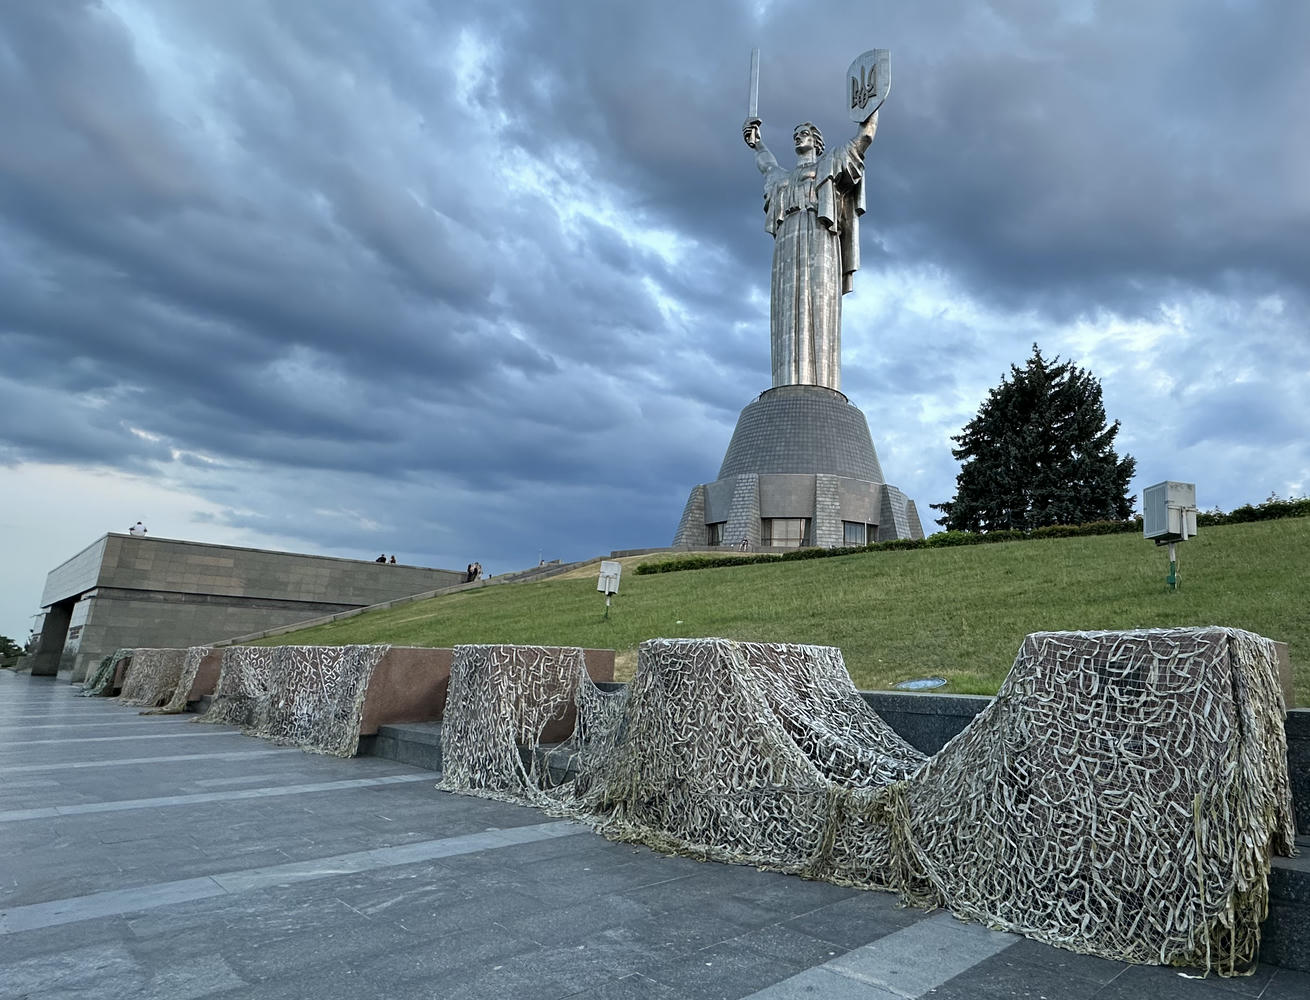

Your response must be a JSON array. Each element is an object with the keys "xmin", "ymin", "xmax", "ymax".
[{"xmin": 1, "ymin": 670, "xmax": 1306, "ymax": 1000}]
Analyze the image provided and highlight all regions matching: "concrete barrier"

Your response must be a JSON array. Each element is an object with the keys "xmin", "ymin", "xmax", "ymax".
[
  {"xmin": 359, "ymin": 647, "xmax": 453, "ymax": 736},
  {"xmin": 185, "ymin": 648, "xmax": 226, "ymax": 703},
  {"xmin": 176, "ymin": 644, "xmax": 615, "ymax": 743},
  {"xmin": 110, "ymin": 654, "xmax": 132, "ymax": 696},
  {"xmin": 360, "ymin": 646, "xmax": 614, "ymax": 738},
  {"xmin": 862, "ymin": 692, "xmax": 1309, "ymax": 838}
]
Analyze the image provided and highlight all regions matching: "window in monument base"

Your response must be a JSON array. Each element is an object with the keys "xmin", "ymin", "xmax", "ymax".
[
  {"xmin": 707, "ymin": 521, "xmax": 726, "ymax": 546},
  {"xmin": 843, "ymin": 521, "xmax": 878, "ymax": 545},
  {"xmin": 761, "ymin": 518, "xmax": 811, "ymax": 548}
]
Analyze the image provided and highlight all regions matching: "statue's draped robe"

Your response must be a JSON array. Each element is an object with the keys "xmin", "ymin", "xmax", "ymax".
[{"xmin": 757, "ymin": 138, "xmax": 867, "ymax": 392}]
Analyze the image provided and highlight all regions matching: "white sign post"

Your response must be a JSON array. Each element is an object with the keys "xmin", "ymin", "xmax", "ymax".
[
  {"xmin": 1142, "ymin": 481, "xmax": 1198, "ymax": 591},
  {"xmin": 597, "ymin": 560, "xmax": 622, "ymax": 619}
]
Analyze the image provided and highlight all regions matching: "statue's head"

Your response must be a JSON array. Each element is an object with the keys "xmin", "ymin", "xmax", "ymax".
[{"xmin": 793, "ymin": 122, "xmax": 824, "ymax": 157}]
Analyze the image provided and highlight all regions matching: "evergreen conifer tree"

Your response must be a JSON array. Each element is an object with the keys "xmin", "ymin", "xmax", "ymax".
[{"xmin": 932, "ymin": 345, "xmax": 1136, "ymax": 532}]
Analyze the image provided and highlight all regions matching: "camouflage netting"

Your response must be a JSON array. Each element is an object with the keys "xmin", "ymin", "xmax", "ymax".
[
  {"xmin": 900, "ymin": 628, "xmax": 1294, "ymax": 972},
  {"xmin": 437, "ymin": 630, "xmax": 1295, "ymax": 974},
  {"xmin": 115, "ymin": 646, "xmax": 211, "ymax": 710},
  {"xmin": 147, "ymin": 646, "xmax": 214, "ymax": 715},
  {"xmin": 194, "ymin": 644, "xmax": 391, "ymax": 756},
  {"xmin": 437, "ymin": 644, "xmax": 596, "ymax": 797},
  {"xmin": 79, "ymin": 649, "xmax": 133, "ymax": 697}
]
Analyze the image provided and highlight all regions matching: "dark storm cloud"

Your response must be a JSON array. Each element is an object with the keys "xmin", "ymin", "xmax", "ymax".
[
  {"xmin": 0, "ymin": 0, "xmax": 1306, "ymax": 614},
  {"xmin": 0, "ymin": 378, "xmax": 169, "ymax": 469},
  {"xmin": 478, "ymin": 0, "xmax": 1309, "ymax": 316}
]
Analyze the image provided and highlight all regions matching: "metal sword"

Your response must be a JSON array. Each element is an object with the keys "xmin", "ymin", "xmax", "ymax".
[{"xmin": 748, "ymin": 48, "xmax": 759, "ymax": 120}]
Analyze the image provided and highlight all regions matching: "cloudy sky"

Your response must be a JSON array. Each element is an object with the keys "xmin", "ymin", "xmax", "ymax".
[{"xmin": 2, "ymin": 0, "xmax": 1307, "ymax": 641}]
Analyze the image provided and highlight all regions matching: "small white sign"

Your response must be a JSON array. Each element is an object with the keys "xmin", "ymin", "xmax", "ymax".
[{"xmin": 597, "ymin": 560, "xmax": 622, "ymax": 595}]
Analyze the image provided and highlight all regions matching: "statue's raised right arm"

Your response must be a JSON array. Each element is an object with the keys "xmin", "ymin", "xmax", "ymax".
[
  {"xmin": 850, "ymin": 100, "xmax": 883, "ymax": 157},
  {"xmin": 742, "ymin": 117, "xmax": 780, "ymax": 175}
]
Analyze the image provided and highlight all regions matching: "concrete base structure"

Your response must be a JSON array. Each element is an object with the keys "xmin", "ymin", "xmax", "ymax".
[
  {"xmin": 23, "ymin": 535, "xmax": 466, "ymax": 681},
  {"xmin": 673, "ymin": 385, "xmax": 924, "ymax": 550}
]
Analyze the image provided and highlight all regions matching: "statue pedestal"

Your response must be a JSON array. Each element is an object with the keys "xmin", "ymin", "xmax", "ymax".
[{"xmin": 673, "ymin": 385, "xmax": 923, "ymax": 550}]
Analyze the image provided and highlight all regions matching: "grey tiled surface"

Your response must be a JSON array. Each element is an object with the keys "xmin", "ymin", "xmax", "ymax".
[
  {"xmin": 2, "ymin": 670, "xmax": 1307, "ymax": 1000},
  {"xmin": 717, "ymin": 385, "xmax": 884, "ymax": 483},
  {"xmin": 672, "ymin": 484, "xmax": 708, "ymax": 548},
  {"xmin": 724, "ymin": 471, "xmax": 762, "ymax": 549},
  {"xmin": 877, "ymin": 484, "xmax": 913, "ymax": 541},
  {"xmin": 813, "ymin": 474, "xmax": 843, "ymax": 547}
]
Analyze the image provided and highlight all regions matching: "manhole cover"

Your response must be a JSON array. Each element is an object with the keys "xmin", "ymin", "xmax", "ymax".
[{"xmin": 895, "ymin": 677, "xmax": 947, "ymax": 691}]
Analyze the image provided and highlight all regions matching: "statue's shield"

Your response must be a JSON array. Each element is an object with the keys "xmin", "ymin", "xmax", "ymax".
[{"xmin": 846, "ymin": 49, "xmax": 890, "ymax": 122}]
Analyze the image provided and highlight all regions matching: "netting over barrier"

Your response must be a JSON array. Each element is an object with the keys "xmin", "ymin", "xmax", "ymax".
[
  {"xmin": 901, "ymin": 628, "xmax": 1294, "ymax": 970},
  {"xmin": 437, "ymin": 630, "xmax": 1295, "ymax": 973},
  {"xmin": 437, "ymin": 644, "xmax": 591, "ymax": 798},
  {"xmin": 116, "ymin": 647, "xmax": 210, "ymax": 709},
  {"xmin": 194, "ymin": 644, "xmax": 390, "ymax": 756},
  {"xmin": 79, "ymin": 649, "xmax": 132, "ymax": 697},
  {"xmin": 147, "ymin": 646, "xmax": 213, "ymax": 715}
]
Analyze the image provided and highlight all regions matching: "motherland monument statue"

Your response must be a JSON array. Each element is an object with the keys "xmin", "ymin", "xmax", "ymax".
[
  {"xmin": 741, "ymin": 48, "xmax": 889, "ymax": 393},
  {"xmin": 671, "ymin": 49, "xmax": 925, "ymax": 551}
]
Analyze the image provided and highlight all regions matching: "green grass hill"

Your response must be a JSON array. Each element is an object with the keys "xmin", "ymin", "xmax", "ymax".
[{"xmin": 261, "ymin": 518, "xmax": 1309, "ymax": 703}]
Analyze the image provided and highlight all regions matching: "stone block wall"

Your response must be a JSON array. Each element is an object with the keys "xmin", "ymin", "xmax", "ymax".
[
  {"xmin": 23, "ymin": 601, "xmax": 73, "ymax": 677},
  {"xmin": 63, "ymin": 590, "xmax": 364, "ymax": 679},
  {"xmin": 672, "ymin": 485, "xmax": 708, "ymax": 548},
  {"xmin": 813, "ymin": 475, "xmax": 843, "ymax": 548},
  {"xmin": 878, "ymin": 485, "xmax": 926, "ymax": 541},
  {"xmin": 906, "ymin": 499, "xmax": 925, "ymax": 538},
  {"xmin": 90, "ymin": 535, "xmax": 462, "ymax": 608},
  {"xmin": 39, "ymin": 536, "xmax": 111, "ymax": 608},
  {"xmin": 676, "ymin": 471, "xmax": 910, "ymax": 551},
  {"xmin": 32, "ymin": 534, "xmax": 467, "ymax": 680},
  {"xmin": 723, "ymin": 474, "xmax": 761, "ymax": 549},
  {"xmin": 671, "ymin": 384, "xmax": 921, "ymax": 548}
]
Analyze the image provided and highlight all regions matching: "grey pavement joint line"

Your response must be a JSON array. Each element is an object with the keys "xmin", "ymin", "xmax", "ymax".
[
  {"xmin": 0, "ymin": 712, "xmax": 149, "ymax": 721},
  {"xmin": 0, "ymin": 772, "xmax": 435, "ymax": 823},
  {"xmin": 0, "ymin": 748, "xmax": 299, "ymax": 774},
  {"xmin": 0, "ymin": 820, "xmax": 585, "ymax": 934},
  {"xmin": 5, "ymin": 719, "xmax": 200, "ymax": 730},
  {"xmin": 744, "ymin": 911, "xmax": 1019, "ymax": 999},
  {"xmin": 0, "ymin": 730, "xmax": 244, "ymax": 747}
]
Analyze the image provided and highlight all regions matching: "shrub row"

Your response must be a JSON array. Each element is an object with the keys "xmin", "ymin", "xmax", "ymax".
[
  {"xmin": 1198, "ymin": 495, "xmax": 1310, "ymax": 526},
  {"xmin": 636, "ymin": 496, "xmax": 1308, "ymax": 576}
]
